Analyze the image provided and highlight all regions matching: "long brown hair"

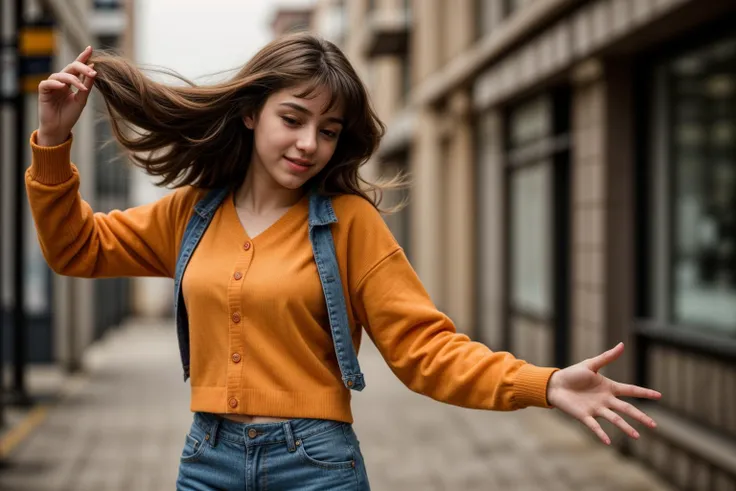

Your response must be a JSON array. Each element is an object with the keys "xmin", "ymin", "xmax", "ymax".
[{"xmin": 88, "ymin": 32, "xmax": 405, "ymax": 210}]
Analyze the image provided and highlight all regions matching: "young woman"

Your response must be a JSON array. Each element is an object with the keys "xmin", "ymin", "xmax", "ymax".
[{"xmin": 27, "ymin": 33, "xmax": 660, "ymax": 490}]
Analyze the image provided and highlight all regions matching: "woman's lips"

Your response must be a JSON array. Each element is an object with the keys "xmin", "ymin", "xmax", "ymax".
[{"xmin": 284, "ymin": 157, "xmax": 313, "ymax": 172}]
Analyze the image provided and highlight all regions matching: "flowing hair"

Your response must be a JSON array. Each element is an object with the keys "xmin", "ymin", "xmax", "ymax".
[{"xmin": 88, "ymin": 32, "xmax": 406, "ymax": 211}]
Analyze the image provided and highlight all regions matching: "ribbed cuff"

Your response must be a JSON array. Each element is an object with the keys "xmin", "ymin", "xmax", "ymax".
[
  {"xmin": 29, "ymin": 130, "xmax": 74, "ymax": 185},
  {"xmin": 513, "ymin": 364, "xmax": 559, "ymax": 409}
]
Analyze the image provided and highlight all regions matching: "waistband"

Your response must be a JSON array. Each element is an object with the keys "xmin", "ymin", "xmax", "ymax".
[{"xmin": 193, "ymin": 412, "xmax": 349, "ymax": 448}]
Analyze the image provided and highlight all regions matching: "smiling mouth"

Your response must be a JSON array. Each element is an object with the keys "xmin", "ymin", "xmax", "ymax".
[{"xmin": 285, "ymin": 157, "xmax": 313, "ymax": 168}]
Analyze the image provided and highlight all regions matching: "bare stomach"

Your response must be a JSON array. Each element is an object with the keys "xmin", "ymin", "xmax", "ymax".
[{"xmin": 218, "ymin": 414, "xmax": 290, "ymax": 424}]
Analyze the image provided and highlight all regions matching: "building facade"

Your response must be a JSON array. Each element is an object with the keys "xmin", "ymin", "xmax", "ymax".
[
  {"xmin": 1, "ymin": 0, "xmax": 135, "ymax": 376},
  {"xmin": 305, "ymin": 0, "xmax": 736, "ymax": 489}
]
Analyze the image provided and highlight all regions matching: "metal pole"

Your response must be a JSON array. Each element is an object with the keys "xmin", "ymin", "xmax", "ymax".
[
  {"xmin": 12, "ymin": 0, "xmax": 30, "ymax": 407},
  {"xmin": 0, "ymin": 0, "xmax": 8, "ymax": 428}
]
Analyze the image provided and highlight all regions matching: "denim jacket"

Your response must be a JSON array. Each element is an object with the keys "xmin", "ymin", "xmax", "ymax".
[{"xmin": 173, "ymin": 188, "xmax": 365, "ymax": 391}]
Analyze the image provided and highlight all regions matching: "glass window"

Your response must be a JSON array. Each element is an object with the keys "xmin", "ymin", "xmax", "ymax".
[
  {"xmin": 401, "ymin": 54, "xmax": 411, "ymax": 101},
  {"xmin": 506, "ymin": 0, "xmax": 534, "ymax": 16},
  {"xmin": 94, "ymin": 0, "xmax": 122, "ymax": 9},
  {"xmin": 510, "ymin": 164, "xmax": 552, "ymax": 315},
  {"xmin": 507, "ymin": 95, "xmax": 554, "ymax": 318},
  {"xmin": 25, "ymin": 209, "xmax": 50, "ymax": 315},
  {"xmin": 475, "ymin": 0, "xmax": 494, "ymax": 39},
  {"xmin": 654, "ymin": 34, "xmax": 736, "ymax": 335},
  {"xmin": 475, "ymin": 0, "xmax": 513, "ymax": 39}
]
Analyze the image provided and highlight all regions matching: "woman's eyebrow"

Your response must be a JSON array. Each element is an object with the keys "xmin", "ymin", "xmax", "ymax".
[{"xmin": 279, "ymin": 102, "xmax": 344, "ymax": 125}]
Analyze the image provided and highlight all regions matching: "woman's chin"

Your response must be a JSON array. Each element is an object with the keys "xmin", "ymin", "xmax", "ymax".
[{"xmin": 274, "ymin": 172, "xmax": 310, "ymax": 191}]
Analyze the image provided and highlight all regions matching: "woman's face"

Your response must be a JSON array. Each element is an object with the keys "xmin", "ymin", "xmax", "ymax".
[{"xmin": 245, "ymin": 84, "xmax": 344, "ymax": 190}]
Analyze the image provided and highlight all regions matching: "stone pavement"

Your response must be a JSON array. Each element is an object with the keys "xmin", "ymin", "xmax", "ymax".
[{"xmin": 0, "ymin": 318, "xmax": 673, "ymax": 490}]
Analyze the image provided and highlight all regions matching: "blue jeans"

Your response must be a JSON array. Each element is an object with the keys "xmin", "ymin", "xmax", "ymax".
[{"xmin": 176, "ymin": 412, "xmax": 371, "ymax": 490}]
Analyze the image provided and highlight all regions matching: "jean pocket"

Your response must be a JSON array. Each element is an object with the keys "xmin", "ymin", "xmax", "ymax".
[
  {"xmin": 296, "ymin": 424, "xmax": 357, "ymax": 471},
  {"xmin": 180, "ymin": 423, "xmax": 209, "ymax": 464}
]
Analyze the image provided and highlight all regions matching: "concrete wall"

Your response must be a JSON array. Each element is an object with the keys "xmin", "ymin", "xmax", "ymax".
[{"xmin": 571, "ymin": 69, "xmax": 607, "ymax": 364}]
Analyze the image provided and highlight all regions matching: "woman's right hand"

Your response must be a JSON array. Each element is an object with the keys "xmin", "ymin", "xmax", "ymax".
[{"xmin": 37, "ymin": 46, "xmax": 98, "ymax": 147}]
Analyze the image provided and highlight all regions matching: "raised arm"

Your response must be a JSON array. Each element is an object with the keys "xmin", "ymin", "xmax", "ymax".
[
  {"xmin": 27, "ymin": 46, "xmax": 193, "ymax": 279},
  {"xmin": 26, "ymin": 132, "xmax": 190, "ymax": 278}
]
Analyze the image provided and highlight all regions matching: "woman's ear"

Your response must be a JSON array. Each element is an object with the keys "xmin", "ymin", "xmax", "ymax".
[{"xmin": 243, "ymin": 115, "xmax": 255, "ymax": 130}]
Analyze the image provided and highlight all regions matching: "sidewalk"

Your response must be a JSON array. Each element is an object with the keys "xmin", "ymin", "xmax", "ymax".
[
  {"xmin": 0, "ymin": 318, "xmax": 673, "ymax": 490},
  {"xmin": 0, "ymin": 319, "xmax": 192, "ymax": 491}
]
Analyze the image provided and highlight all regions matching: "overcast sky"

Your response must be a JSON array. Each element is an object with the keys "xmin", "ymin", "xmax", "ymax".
[{"xmin": 135, "ymin": 0, "xmax": 316, "ymax": 83}]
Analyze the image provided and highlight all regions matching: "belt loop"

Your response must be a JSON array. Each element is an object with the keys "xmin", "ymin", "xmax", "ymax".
[
  {"xmin": 283, "ymin": 421, "xmax": 297, "ymax": 453},
  {"xmin": 208, "ymin": 415, "xmax": 221, "ymax": 447}
]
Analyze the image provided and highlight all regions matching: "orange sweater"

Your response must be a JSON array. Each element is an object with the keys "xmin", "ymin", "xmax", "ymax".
[{"xmin": 26, "ymin": 131, "xmax": 558, "ymax": 423}]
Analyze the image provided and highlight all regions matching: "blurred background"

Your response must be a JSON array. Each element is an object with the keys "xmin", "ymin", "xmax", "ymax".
[{"xmin": 1, "ymin": 0, "xmax": 735, "ymax": 489}]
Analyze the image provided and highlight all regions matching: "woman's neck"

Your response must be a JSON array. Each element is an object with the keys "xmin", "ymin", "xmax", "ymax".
[{"xmin": 234, "ymin": 159, "xmax": 305, "ymax": 214}]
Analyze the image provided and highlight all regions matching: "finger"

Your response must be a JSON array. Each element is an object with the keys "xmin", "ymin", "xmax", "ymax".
[
  {"xmin": 83, "ymin": 65, "xmax": 96, "ymax": 90},
  {"xmin": 76, "ymin": 46, "xmax": 93, "ymax": 63},
  {"xmin": 49, "ymin": 72, "xmax": 87, "ymax": 92},
  {"xmin": 74, "ymin": 67, "xmax": 96, "ymax": 105},
  {"xmin": 38, "ymin": 79, "xmax": 68, "ymax": 93},
  {"xmin": 610, "ymin": 398, "xmax": 657, "ymax": 429},
  {"xmin": 63, "ymin": 60, "xmax": 97, "ymax": 78},
  {"xmin": 582, "ymin": 416, "xmax": 611, "ymax": 445},
  {"xmin": 613, "ymin": 382, "xmax": 662, "ymax": 400},
  {"xmin": 587, "ymin": 342, "xmax": 624, "ymax": 373},
  {"xmin": 599, "ymin": 407, "xmax": 638, "ymax": 439}
]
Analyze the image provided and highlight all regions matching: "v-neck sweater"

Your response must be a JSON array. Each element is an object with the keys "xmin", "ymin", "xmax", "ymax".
[{"xmin": 25, "ymin": 131, "xmax": 558, "ymax": 423}]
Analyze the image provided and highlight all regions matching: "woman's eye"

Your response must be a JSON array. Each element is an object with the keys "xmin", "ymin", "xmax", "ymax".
[
  {"xmin": 282, "ymin": 116, "xmax": 299, "ymax": 126},
  {"xmin": 321, "ymin": 130, "xmax": 338, "ymax": 139}
]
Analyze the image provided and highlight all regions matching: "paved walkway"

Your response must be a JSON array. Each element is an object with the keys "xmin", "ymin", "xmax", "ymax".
[{"xmin": 0, "ymin": 319, "xmax": 672, "ymax": 490}]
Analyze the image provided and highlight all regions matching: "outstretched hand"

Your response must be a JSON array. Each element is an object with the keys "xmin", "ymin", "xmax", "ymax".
[{"xmin": 546, "ymin": 342, "xmax": 661, "ymax": 445}]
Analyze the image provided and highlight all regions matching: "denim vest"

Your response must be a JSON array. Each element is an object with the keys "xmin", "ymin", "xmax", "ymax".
[{"xmin": 173, "ymin": 188, "xmax": 365, "ymax": 392}]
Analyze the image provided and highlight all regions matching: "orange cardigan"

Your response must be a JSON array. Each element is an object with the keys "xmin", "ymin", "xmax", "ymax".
[{"xmin": 25, "ymin": 131, "xmax": 558, "ymax": 423}]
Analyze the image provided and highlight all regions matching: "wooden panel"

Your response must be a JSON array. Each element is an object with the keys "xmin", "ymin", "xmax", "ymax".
[{"xmin": 647, "ymin": 346, "xmax": 736, "ymax": 440}]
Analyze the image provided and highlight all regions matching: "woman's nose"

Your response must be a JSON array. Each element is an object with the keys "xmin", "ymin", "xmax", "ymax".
[{"xmin": 295, "ymin": 128, "xmax": 318, "ymax": 154}]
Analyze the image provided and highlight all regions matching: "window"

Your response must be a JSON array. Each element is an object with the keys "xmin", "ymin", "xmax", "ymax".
[
  {"xmin": 507, "ymin": 96, "xmax": 554, "ymax": 317},
  {"xmin": 401, "ymin": 54, "xmax": 412, "ymax": 102},
  {"xmin": 475, "ymin": 0, "xmax": 495, "ymax": 39},
  {"xmin": 476, "ymin": 0, "xmax": 527, "ymax": 40},
  {"xmin": 650, "ymin": 34, "xmax": 736, "ymax": 336},
  {"xmin": 502, "ymin": 90, "xmax": 570, "ymax": 366},
  {"xmin": 510, "ymin": 164, "xmax": 552, "ymax": 314},
  {"xmin": 505, "ymin": 0, "xmax": 533, "ymax": 16},
  {"xmin": 94, "ymin": 0, "xmax": 122, "ymax": 9}
]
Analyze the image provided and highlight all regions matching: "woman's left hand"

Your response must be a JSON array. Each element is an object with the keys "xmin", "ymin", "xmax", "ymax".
[{"xmin": 546, "ymin": 342, "xmax": 661, "ymax": 445}]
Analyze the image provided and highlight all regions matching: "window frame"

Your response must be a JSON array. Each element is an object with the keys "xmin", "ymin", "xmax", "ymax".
[
  {"xmin": 646, "ymin": 28, "xmax": 736, "ymax": 340},
  {"xmin": 500, "ymin": 88, "xmax": 571, "ymax": 366},
  {"xmin": 633, "ymin": 16, "xmax": 736, "ymax": 379}
]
